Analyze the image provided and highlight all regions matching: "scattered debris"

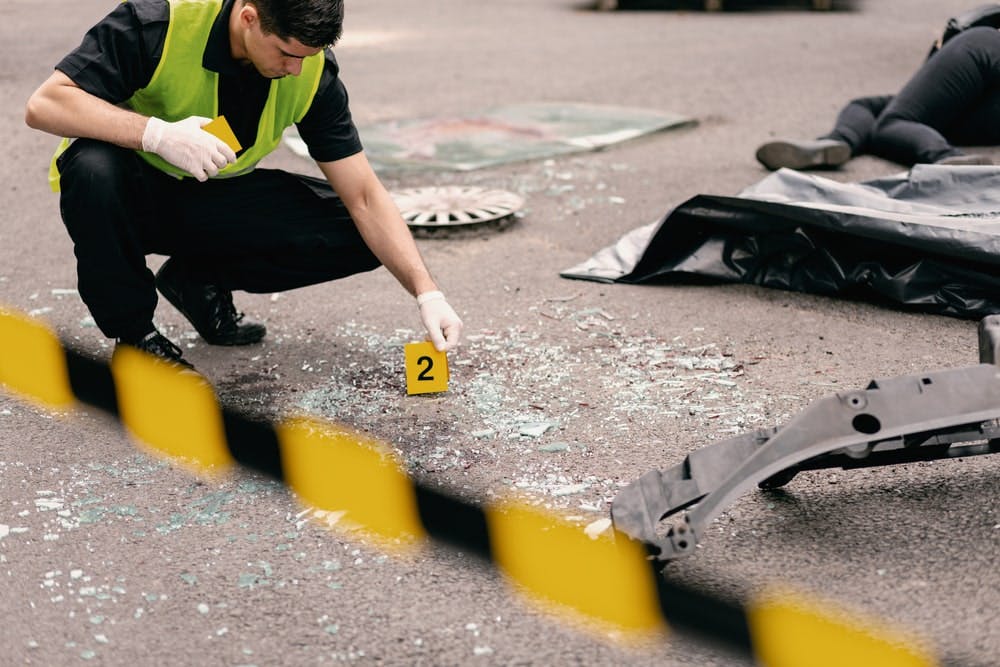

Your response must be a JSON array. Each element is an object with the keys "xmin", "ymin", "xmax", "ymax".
[
  {"xmin": 584, "ymin": 518, "xmax": 612, "ymax": 540},
  {"xmin": 517, "ymin": 421, "xmax": 558, "ymax": 438}
]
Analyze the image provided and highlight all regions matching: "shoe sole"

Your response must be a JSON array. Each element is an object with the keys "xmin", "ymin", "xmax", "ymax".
[
  {"xmin": 756, "ymin": 141, "xmax": 851, "ymax": 171},
  {"xmin": 935, "ymin": 155, "xmax": 993, "ymax": 166}
]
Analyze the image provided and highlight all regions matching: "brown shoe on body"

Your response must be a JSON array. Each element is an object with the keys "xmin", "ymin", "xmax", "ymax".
[{"xmin": 755, "ymin": 138, "xmax": 851, "ymax": 171}]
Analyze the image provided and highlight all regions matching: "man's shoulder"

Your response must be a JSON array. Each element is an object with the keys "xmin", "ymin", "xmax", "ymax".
[{"xmin": 123, "ymin": 0, "xmax": 171, "ymax": 25}]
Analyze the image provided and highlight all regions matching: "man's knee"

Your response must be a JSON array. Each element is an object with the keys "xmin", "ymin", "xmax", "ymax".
[
  {"xmin": 58, "ymin": 138, "xmax": 137, "ymax": 189},
  {"xmin": 871, "ymin": 113, "xmax": 906, "ymax": 139},
  {"xmin": 57, "ymin": 139, "xmax": 149, "ymax": 243}
]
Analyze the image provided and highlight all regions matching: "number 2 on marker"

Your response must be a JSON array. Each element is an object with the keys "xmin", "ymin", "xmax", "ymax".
[
  {"xmin": 405, "ymin": 342, "xmax": 448, "ymax": 394},
  {"xmin": 416, "ymin": 355, "xmax": 434, "ymax": 381}
]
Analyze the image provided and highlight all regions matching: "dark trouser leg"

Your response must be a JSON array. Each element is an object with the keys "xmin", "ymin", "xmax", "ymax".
[
  {"xmin": 871, "ymin": 26, "xmax": 1000, "ymax": 165},
  {"xmin": 822, "ymin": 95, "xmax": 893, "ymax": 155},
  {"xmin": 150, "ymin": 168, "xmax": 381, "ymax": 293},
  {"xmin": 755, "ymin": 97, "xmax": 889, "ymax": 170},
  {"xmin": 59, "ymin": 141, "xmax": 380, "ymax": 339},
  {"xmin": 58, "ymin": 139, "xmax": 164, "ymax": 340}
]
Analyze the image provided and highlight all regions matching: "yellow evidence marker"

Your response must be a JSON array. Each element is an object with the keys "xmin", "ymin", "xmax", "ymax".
[
  {"xmin": 404, "ymin": 341, "xmax": 449, "ymax": 395},
  {"xmin": 202, "ymin": 115, "xmax": 242, "ymax": 152}
]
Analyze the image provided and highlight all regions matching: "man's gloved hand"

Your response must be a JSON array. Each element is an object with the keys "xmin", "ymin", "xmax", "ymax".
[
  {"xmin": 141, "ymin": 116, "xmax": 237, "ymax": 182},
  {"xmin": 417, "ymin": 291, "xmax": 463, "ymax": 352}
]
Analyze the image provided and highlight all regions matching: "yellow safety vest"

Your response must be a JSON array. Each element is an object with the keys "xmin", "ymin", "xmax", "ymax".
[{"xmin": 49, "ymin": 0, "xmax": 324, "ymax": 191}]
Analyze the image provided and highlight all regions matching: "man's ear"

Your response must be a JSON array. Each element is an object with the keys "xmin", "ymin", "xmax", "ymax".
[{"xmin": 237, "ymin": 2, "xmax": 259, "ymax": 29}]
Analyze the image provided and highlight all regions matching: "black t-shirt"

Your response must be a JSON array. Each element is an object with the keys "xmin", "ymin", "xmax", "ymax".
[{"xmin": 54, "ymin": 0, "xmax": 362, "ymax": 163}]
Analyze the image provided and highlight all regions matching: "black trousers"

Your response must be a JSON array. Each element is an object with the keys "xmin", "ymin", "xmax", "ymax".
[
  {"xmin": 823, "ymin": 26, "xmax": 1000, "ymax": 165},
  {"xmin": 57, "ymin": 139, "xmax": 380, "ymax": 340}
]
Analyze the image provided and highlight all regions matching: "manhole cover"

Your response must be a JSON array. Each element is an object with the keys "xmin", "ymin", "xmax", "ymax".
[{"xmin": 392, "ymin": 186, "xmax": 524, "ymax": 228}]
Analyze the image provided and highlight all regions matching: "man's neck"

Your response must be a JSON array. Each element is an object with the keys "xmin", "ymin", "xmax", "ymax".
[{"xmin": 228, "ymin": 0, "xmax": 248, "ymax": 62}]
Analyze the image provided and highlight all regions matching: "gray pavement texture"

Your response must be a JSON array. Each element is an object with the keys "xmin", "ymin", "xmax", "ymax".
[{"xmin": 2, "ymin": 0, "xmax": 999, "ymax": 665}]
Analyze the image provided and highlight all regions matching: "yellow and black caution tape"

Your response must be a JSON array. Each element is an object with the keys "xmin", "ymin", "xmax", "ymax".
[{"xmin": 0, "ymin": 305, "xmax": 960, "ymax": 666}]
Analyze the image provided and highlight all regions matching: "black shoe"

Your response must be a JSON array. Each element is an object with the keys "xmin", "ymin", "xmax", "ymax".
[
  {"xmin": 755, "ymin": 138, "xmax": 851, "ymax": 171},
  {"xmin": 116, "ymin": 330, "xmax": 195, "ymax": 370},
  {"xmin": 155, "ymin": 259, "xmax": 266, "ymax": 346}
]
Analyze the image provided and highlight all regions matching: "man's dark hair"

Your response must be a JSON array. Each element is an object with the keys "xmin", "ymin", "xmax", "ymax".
[{"xmin": 246, "ymin": 0, "xmax": 345, "ymax": 48}]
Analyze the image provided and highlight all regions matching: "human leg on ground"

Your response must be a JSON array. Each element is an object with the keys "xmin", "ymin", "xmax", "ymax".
[
  {"xmin": 755, "ymin": 95, "xmax": 890, "ymax": 171},
  {"xmin": 821, "ymin": 95, "xmax": 892, "ymax": 153},
  {"xmin": 871, "ymin": 26, "xmax": 1000, "ymax": 165}
]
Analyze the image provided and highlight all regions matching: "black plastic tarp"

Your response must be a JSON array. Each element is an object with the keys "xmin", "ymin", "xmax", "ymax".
[{"xmin": 560, "ymin": 165, "xmax": 1000, "ymax": 319}]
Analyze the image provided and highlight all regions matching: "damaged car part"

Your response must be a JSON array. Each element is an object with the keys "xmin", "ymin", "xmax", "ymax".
[{"xmin": 611, "ymin": 315, "xmax": 1000, "ymax": 563}]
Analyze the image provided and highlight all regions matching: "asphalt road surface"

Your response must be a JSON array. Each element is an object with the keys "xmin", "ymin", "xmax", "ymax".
[{"xmin": 2, "ymin": 1, "xmax": 998, "ymax": 665}]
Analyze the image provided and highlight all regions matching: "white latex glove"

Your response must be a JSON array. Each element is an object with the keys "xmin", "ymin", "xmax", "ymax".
[
  {"xmin": 417, "ymin": 291, "xmax": 463, "ymax": 352},
  {"xmin": 141, "ymin": 116, "xmax": 237, "ymax": 182}
]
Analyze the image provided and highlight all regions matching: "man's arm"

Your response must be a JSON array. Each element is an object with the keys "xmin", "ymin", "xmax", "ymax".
[
  {"xmin": 25, "ymin": 71, "xmax": 235, "ymax": 182},
  {"xmin": 25, "ymin": 71, "xmax": 147, "ymax": 148},
  {"xmin": 318, "ymin": 151, "xmax": 463, "ymax": 351}
]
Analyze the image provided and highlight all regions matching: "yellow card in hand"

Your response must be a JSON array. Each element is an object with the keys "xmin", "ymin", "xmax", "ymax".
[
  {"xmin": 202, "ymin": 115, "xmax": 242, "ymax": 152},
  {"xmin": 404, "ymin": 342, "xmax": 449, "ymax": 395}
]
